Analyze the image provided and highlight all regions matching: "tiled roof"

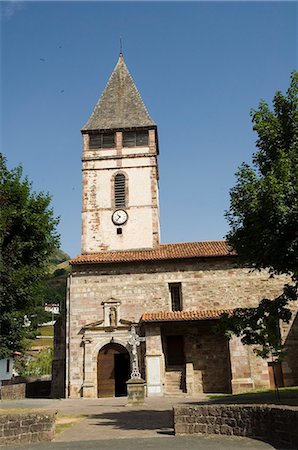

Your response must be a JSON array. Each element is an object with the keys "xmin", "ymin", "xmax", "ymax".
[
  {"xmin": 70, "ymin": 241, "xmax": 235, "ymax": 265},
  {"xmin": 141, "ymin": 309, "xmax": 234, "ymax": 322},
  {"xmin": 82, "ymin": 54, "xmax": 155, "ymax": 131}
]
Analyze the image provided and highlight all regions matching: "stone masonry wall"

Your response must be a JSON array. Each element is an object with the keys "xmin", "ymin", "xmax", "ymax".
[
  {"xmin": 71, "ymin": 257, "xmax": 288, "ymax": 324},
  {"xmin": 67, "ymin": 257, "xmax": 296, "ymax": 397},
  {"xmin": 0, "ymin": 413, "xmax": 55, "ymax": 447},
  {"xmin": 81, "ymin": 128, "xmax": 160, "ymax": 254},
  {"xmin": 0, "ymin": 383, "xmax": 25, "ymax": 401},
  {"xmin": 281, "ymin": 308, "xmax": 298, "ymax": 386},
  {"xmin": 174, "ymin": 405, "xmax": 298, "ymax": 449}
]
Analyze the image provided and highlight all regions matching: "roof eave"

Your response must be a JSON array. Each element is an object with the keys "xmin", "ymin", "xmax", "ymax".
[
  {"xmin": 81, "ymin": 124, "xmax": 157, "ymax": 134},
  {"xmin": 70, "ymin": 253, "xmax": 237, "ymax": 266}
]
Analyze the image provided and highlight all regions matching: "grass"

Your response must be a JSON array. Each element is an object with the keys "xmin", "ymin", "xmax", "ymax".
[
  {"xmin": 55, "ymin": 414, "xmax": 86, "ymax": 434},
  {"xmin": 28, "ymin": 325, "xmax": 54, "ymax": 350},
  {"xmin": 31, "ymin": 337, "xmax": 53, "ymax": 348},
  {"xmin": 208, "ymin": 386, "xmax": 298, "ymax": 406},
  {"xmin": 37, "ymin": 325, "xmax": 54, "ymax": 337}
]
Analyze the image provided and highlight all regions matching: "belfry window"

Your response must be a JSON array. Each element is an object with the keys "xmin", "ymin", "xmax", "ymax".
[
  {"xmin": 89, "ymin": 132, "xmax": 115, "ymax": 149},
  {"xmin": 169, "ymin": 283, "xmax": 182, "ymax": 311},
  {"xmin": 123, "ymin": 130, "xmax": 148, "ymax": 147},
  {"xmin": 114, "ymin": 173, "xmax": 126, "ymax": 208}
]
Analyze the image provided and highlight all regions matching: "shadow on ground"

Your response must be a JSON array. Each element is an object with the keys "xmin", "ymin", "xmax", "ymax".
[
  {"xmin": 193, "ymin": 389, "xmax": 298, "ymax": 406},
  {"xmin": 88, "ymin": 409, "xmax": 173, "ymax": 433}
]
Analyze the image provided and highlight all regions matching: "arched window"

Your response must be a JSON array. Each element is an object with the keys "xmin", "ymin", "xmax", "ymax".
[{"xmin": 114, "ymin": 173, "xmax": 126, "ymax": 208}]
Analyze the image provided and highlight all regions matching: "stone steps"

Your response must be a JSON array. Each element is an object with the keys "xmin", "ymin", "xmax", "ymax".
[{"xmin": 164, "ymin": 369, "xmax": 186, "ymax": 396}]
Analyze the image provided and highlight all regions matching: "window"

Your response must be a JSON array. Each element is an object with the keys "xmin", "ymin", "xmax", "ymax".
[
  {"xmin": 6, "ymin": 359, "xmax": 10, "ymax": 373},
  {"xmin": 123, "ymin": 130, "xmax": 148, "ymax": 147},
  {"xmin": 89, "ymin": 132, "xmax": 115, "ymax": 149},
  {"xmin": 114, "ymin": 173, "xmax": 126, "ymax": 208},
  {"xmin": 117, "ymin": 228, "xmax": 122, "ymax": 235},
  {"xmin": 169, "ymin": 283, "xmax": 182, "ymax": 311}
]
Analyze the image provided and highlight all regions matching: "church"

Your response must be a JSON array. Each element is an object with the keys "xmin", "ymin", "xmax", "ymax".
[{"xmin": 52, "ymin": 53, "xmax": 298, "ymax": 399}]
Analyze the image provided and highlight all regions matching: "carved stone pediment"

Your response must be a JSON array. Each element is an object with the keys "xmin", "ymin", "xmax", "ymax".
[
  {"xmin": 81, "ymin": 318, "xmax": 134, "ymax": 333},
  {"xmin": 101, "ymin": 297, "xmax": 121, "ymax": 305},
  {"xmin": 82, "ymin": 320, "xmax": 104, "ymax": 330},
  {"xmin": 120, "ymin": 318, "xmax": 133, "ymax": 325}
]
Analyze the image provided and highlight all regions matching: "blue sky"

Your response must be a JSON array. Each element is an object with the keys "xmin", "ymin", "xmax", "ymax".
[{"xmin": 1, "ymin": 1, "xmax": 297, "ymax": 257}]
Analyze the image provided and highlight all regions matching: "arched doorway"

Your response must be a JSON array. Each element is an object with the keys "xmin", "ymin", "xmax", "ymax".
[{"xmin": 97, "ymin": 343, "xmax": 130, "ymax": 397}]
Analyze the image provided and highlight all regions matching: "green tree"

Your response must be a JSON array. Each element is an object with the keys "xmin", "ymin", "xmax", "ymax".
[
  {"xmin": 14, "ymin": 348, "xmax": 53, "ymax": 377},
  {"xmin": 222, "ymin": 71, "xmax": 298, "ymax": 359},
  {"xmin": 0, "ymin": 154, "xmax": 59, "ymax": 358}
]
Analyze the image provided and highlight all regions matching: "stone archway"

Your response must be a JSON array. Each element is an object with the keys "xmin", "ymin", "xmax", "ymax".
[{"xmin": 97, "ymin": 343, "xmax": 130, "ymax": 397}]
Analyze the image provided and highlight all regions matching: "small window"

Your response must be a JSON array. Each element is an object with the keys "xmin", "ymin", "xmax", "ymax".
[
  {"xmin": 89, "ymin": 132, "xmax": 115, "ymax": 149},
  {"xmin": 6, "ymin": 359, "xmax": 10, "ymax": 373},
  {"xmin": 169, "ymin": 283, "xmax": 182, "ymax": 311},
  {"xmin": 123, "ymin": 130, "xmax": 148, "ymax": 147},
  {"xmin": 117, "ymin": 228, "xmax": 122, "ymax": 235},
  {"xmin": 114, "ymin": 173, "xmax": 126, "ymax": 208}
]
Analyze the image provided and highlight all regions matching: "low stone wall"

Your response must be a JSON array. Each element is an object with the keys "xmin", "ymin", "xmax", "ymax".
[
  {"xmin": 174, "ymin": 404, "xmax": 298, "ymax": 449},
  {"xmin": 0, "ymin": 384, "xmax": 26, "ymax": 401},
  {"xmin": 0, "ymin": 413, "xmax": 55, "ymax": 447}
]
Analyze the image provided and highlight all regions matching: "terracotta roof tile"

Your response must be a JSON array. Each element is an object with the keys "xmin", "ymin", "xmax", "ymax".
[
  {"xmin": 70, "ymin": 241, "xmax": 235, "ymax": 265},
  {"xmin": 141, "ymin": 309, "xmax": 233, "ymax": 322}
]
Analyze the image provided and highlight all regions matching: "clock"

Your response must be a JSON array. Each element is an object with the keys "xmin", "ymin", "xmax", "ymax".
[{"xmin": 112, "ymin": 209, "xmax": 128, "ymax": 225}]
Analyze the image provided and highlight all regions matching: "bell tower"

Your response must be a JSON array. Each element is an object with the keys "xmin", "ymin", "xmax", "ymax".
[{"xmin": 81, "ymin": 54, "xmax": 160, "ymax": 253}]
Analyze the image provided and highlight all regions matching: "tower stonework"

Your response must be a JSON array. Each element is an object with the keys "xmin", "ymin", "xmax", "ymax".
[{"xmin": 81, "ymin": 54, "xmax": 160, "ymax": 253}]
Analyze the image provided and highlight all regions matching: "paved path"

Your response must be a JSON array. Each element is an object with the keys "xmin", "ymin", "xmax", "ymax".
[
  {"xmin": 0, "ymin": 397, "xmax": 276, "ymax": 449},
  {"xmin": 7, "ymin": 435, "xmax": 275, "ymax": 450}
]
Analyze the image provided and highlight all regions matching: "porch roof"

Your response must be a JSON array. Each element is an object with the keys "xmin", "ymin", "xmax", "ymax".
[{"xmin": 140, "ymin": 309, "xmax": 233, "ymax": 322}]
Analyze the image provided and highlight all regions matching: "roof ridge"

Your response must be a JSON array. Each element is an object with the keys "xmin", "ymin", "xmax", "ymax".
[
  {"xmin": 70, "ymin": 241, "xmax": 236, "ymax": 265},
  {"xmin": 159, "ymin": 240, "xmax": 227, "ymax": 246},
  {"xmin": 119, "ymin": 56, "xmax": 154, "ymax": 126}
]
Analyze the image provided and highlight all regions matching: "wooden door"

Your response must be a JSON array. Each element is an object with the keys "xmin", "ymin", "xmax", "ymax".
[
  {"xmin": 97, "ymin": 344, "xmax": 130, "ymax": 397},
  {"xmin": 268, "ymin": 362, "xmax": 284, "ymax": 388},
  {"xmin": 97, "ymin": 347, "xmax": 115, "ymax": 397}
]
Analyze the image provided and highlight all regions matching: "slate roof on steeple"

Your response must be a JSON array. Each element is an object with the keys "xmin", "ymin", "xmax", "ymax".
[{"xmin": 82, "ymin": 54, "xmax": 155, "ymax": 132}]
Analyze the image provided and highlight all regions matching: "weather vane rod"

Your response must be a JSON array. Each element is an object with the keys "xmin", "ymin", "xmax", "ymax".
[{"xmin": 120, "ymin": 36, "xmax": 123, "ymax": 56}]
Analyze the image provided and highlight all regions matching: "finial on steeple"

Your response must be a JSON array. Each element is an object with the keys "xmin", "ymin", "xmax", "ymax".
[{"xmin": 119, "ymin": 36, "xmax": 123, "ymax": 56}]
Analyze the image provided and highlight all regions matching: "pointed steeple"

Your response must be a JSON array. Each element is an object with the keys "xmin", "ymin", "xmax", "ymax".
[{"xmin": 82, "ymin": 55, "xmax": 155, "ymax": 131}]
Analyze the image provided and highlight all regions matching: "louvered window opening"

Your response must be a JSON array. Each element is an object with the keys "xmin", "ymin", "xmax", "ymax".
[
  {"xmin": 114, "ymin": 174, "xmax": 126, "ymax": 208},
  {"xmin": 169, "ymin": 283, "xmax": 182, "ymax": 311},
  {"xmin": 123, "ymin": 130, "xmax": 148, "ymax": 147},
  {"xmin": 89, "ymin": 133, "xmax": 115, "ymax": 149}
]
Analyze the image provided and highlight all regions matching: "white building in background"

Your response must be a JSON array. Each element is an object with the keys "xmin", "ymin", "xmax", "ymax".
[
  {"xmin": 0, "ymin": 358, "xmax": 14, "ymax": 382},
  {"xmin": 44, "ymin": 303, "xmax": 60, "ymax": 315}
]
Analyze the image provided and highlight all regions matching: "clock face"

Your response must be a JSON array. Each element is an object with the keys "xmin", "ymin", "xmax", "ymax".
[{"xmin": 112, "ymin": 209, "xmax": 128, "ymax": 225}]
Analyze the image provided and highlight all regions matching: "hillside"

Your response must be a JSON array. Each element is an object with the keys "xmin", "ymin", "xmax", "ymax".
[{"xmin": 44, "ymin": 249, "xmax": 70, "ymax": 311}]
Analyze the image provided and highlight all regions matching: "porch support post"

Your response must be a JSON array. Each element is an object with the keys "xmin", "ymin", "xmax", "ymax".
[
  {"xmin": 82, "ymin": 337, "xmax": 95, "ymax": 398},
  {"xmin": 144, "ymin": 325, "xmax": 164, "ymax": 396},
  {"xmin": 229, "ymin": 336, "xmax": 254, "ymax": 394}
]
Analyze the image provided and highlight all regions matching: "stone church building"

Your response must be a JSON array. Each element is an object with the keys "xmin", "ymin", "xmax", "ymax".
[{"xmin": 52, "ymin": 54, "xmax": 298, "ymax": 399}]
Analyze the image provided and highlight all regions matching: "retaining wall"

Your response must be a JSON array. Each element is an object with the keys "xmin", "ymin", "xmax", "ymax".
[
  {"xmin": 0, "ymin": 413, "xmax": 55, "ymax": 447},
  {"xmin": 0, "ymin": 384, "xmax": 25, "ymax": 401},
  {"xmin": 174, "ymin": 404, "xmax": 298, "ymax": 449}
]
